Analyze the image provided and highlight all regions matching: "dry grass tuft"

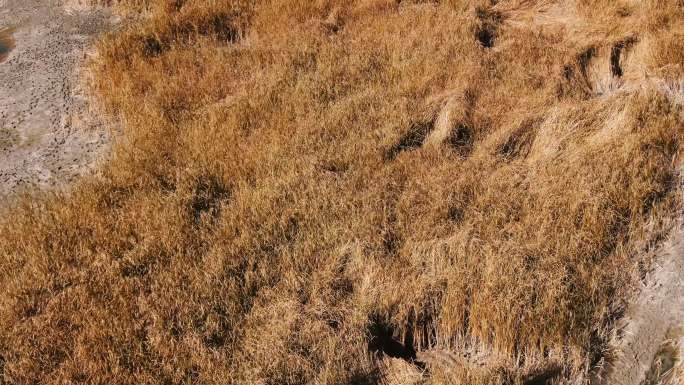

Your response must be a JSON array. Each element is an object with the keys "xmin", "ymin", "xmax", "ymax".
[
  {"xmin": 644, "ymin": 327, "xmax": 684, "ymax": 385},
  {"xmin": 1, "ymin": 0, "xmax": 684, "ymax": 384}
]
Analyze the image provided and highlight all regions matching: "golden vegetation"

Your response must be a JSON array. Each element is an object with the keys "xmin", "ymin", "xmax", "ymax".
[
  {"xmin": 1, "ymin": 0, "xmax": 684, "ymax": 383},
  {"xmin": 0, "ymin": 27, "xmax": 15, "ymax": 64}
]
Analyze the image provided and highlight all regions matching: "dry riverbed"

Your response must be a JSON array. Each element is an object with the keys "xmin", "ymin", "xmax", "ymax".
[{"xmin": 0, "ymin": 0, "xmax": 114, "ymax": 204}]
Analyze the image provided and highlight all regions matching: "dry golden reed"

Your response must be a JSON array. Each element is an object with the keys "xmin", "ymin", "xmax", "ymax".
[{"xmin": 1, "ymin": 0, "xmax": 683, "ymax": 384}]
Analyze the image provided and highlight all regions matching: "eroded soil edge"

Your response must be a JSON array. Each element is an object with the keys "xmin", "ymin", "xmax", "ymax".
[{"xmin": 605, "ymin": 185, "xmax": 684, "ymax": 385}]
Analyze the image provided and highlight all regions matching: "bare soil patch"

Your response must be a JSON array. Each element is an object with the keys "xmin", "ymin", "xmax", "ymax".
[{"xmin": 0, "ymin": 0, "xmax": 114, "ymax": 204}]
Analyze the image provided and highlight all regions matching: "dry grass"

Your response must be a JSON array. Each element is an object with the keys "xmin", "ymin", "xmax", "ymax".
[
  {"xmin": 645, "ymin": 327, "xmax": 684, "ymax": 385},
  {"xmin": 1, "ymin": 0, "xmax": 684, "ymax": 384},
  {"xmin": 0, "ymin": 27, "xmax": 15, "ymax": 64}
]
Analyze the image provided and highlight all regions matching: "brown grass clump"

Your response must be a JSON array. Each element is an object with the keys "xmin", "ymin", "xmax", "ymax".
[
  {"xmin": 2, "ymin": 0, "xmax": 684, "ymax": 384},
  {"xmin": 0, "ymin": 27, "xmax": 15, "ymax": 64}
]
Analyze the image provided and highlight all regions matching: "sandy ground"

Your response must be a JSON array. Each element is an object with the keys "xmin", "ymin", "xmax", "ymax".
[
  {"xmin": 0, "ymin": 0, "xmax": 114, "ymax": 205},
  {"xmin": 605, "ymin": 213, "xmax": 684, "ymax": 385}
]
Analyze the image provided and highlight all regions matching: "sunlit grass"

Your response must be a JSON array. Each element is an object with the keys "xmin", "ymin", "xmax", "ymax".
[{"xmin": 1, "ymin": 1, "xmax": 683, "ymax": 384}]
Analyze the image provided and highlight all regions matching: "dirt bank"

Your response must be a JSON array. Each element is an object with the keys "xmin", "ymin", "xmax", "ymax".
[
  {"xmin": 0, "ymin": 0, "xmax": 114, "ymax": 204},
  {"xmin": 605, "ymin": 201, "xmax": 684, "ymax": 385}
]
